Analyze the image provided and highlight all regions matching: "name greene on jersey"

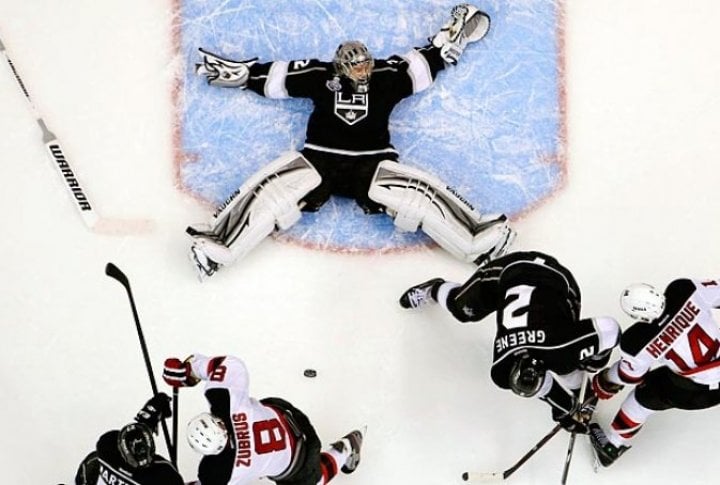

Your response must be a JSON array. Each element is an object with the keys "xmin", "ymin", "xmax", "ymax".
[
  {"xmin": 495, "ymin": 329, "xmax": 547, "ymax": 353},
  {"xmin": 233, "ymin": 412, "xmax": 252, "ymax": 467},
  {"xmin": 644, "ymin": 300, "xmax": 701, "ymax": 359}
]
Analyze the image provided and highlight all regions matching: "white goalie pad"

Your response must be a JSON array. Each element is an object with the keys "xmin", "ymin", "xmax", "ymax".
[
  {"xmin": 368, "ymin": 160, "xmax": 511, "ymax": 263},
  {"xmin": 189, "ymin": 152, "xmax": 321, "ymax": 265}
]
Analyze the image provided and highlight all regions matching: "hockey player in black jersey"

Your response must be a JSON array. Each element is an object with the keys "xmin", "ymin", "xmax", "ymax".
[
  {"xmin": 75, "ymin": 393, "xmax": 184, "ymax": 485},
  {"xmin": 186, "ymin": 4, "xmax": 515, "ymax": 280},
  {"xmin": 399, "ymin": 251, "xmax": 621, "ymax": 433},
  {"xmin": 588, "ymin": 278, "xmax": 720, "ymax": 467}
]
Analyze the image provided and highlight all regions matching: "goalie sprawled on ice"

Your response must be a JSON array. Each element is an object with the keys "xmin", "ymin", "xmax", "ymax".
[{"xmin": 187, "ymin": 4, "xmax": 515, "ymax": 280}]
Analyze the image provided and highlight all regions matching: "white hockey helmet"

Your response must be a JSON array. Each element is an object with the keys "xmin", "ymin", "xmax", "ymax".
[
  {"xmin": 187, "ymin": 412, "xmax": 229, "ymax": 455},
  {"xmin": 333, "ymin": 41, "xmax": 374, "ymax": 92},
  {"xmin": 620, "ymin": 283, "xmax": 665, "ymax": 322}
]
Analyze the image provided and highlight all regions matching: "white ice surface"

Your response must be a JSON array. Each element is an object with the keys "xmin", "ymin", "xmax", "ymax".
[{"xmin": 1, "ymin": 1, "xmax": 720, "ymax": 484}]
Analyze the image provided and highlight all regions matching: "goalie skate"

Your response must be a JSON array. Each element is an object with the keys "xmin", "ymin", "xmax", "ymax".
[{"xmin": 189, "ymin": 242, "xmax": 220, "ymax": 282}]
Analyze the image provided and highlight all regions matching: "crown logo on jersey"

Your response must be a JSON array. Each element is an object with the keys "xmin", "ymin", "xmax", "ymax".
[{"xmin": 334, "ymin": 92, "xmax": 368, "ymax": 125}]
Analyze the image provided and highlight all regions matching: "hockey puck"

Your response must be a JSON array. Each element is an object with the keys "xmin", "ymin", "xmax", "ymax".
[{"xmin": 303, "ymin": 369, "xmax": 317, "ymax": 378}]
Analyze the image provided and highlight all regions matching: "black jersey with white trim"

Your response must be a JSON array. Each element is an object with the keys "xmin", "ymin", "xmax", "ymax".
[{"xmin": 245, "ymin": 45, "xmax": 446, "ymax": 154}]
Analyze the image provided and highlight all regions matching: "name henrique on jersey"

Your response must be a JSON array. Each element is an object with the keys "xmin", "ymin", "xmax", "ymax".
[
  {"xmin": 245, "ymin": 45, "xmax": 446, "ymax": 155},
  {"xmin": 615, "ymin": 278, "xmax": 720, "ymax": 387},
  {"xmin": 190, "ymin": 355, "xmax": 296, "ymax": 485}
]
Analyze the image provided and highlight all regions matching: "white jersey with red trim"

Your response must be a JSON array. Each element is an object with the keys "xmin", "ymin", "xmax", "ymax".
[
  {"xmin": 610, "ymin": 278, "xmax": 720, "ymax": 387},
  {"xmin": 189, "ymin": 354, "xmax": 294, "ymax": 485}
]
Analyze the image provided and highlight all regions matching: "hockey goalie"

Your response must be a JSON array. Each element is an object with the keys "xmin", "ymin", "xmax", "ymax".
[{"xmin": 187, "ymin": 4, "xmax": 515, "ymax": 280}]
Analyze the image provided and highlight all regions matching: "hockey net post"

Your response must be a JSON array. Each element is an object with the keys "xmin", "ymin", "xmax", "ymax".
[{"xmin": 0, "ymin": 35, "xmax": 154, "ymax": 236}]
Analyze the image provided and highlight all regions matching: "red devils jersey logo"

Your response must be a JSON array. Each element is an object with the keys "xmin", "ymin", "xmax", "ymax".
[{"xmin": 334, "ymin": 92, "xmax": 368, "ymax": 125}]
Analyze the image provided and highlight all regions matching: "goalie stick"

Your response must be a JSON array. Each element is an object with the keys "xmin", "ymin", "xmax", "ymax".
[
  {"xmin": 0, "ymin": 36, "xmax": 154, "ymax": 235},
  {"xmin": 105, "ymin": 262, "xmax": 175, "ymax": 464},
  {"xmin": 462, "ymin": 395, "xmax": 597, "ymax": 482}
]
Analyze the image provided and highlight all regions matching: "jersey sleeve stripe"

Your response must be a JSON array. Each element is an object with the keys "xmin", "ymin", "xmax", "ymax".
[
  {"xmin": 400, "ymin": 49, "xmax": 433, "ymax": 93},
  {"xmin": 264, "ymin": 61, "xmax": 290, "ymax": 99}
]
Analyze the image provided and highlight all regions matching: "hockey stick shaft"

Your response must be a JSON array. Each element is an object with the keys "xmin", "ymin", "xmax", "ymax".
[
  {"xmin": 463, "ymin": 395, "xmax": 597, "ymax": 482},
  {"xmin": 0, "ymin": 36, "xmax": 98, "ymax": 227},
  {"xmin": 105, "ymin": 262, "xmax": 174, "ymax": 459},
  {"xmin": 171, "ymin": 387, "xmax": 179, "ymax": 466},
  {"xmin": 560, "ymin": 378, "xmax": 593, "ymax": 484}
]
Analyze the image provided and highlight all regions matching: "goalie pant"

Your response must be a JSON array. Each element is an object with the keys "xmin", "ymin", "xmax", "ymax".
[
  {"xmin": 75, "ymin": 429, "xmax": 183, "ymax": 485},
  {"xmin": 596, "ymin": 277, "xmax": 720, "ymax": 449},
  {"xmin": 432, "ymin": 250, "xmax": 621, "ymax": 418}
]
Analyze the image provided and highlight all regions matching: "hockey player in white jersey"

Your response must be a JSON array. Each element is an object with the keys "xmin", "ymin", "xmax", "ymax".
[
  {"xmin": 589, "ymin": 278, "xmax": 720, "ymax": 467},
  {"xmin": 187, "ymin": 4, "xmax": 515, "ymax": 280},
  {"xmin": 163, "ymin": 354, "xmax": 364, "ymax": 485}
]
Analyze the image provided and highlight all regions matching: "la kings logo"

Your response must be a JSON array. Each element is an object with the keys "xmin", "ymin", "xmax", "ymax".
[{"xmin": 334, "ymin": 92, "xmax": 368, "ymax": 125}]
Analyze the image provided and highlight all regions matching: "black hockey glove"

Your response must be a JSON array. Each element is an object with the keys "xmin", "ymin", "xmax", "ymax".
[
  {"xmin": 552, "ymin": 405, "xmax": 589, "ymax": 434},
  {"xmin": 135, "ymin": 392, "xmax": 172, "ymax": 431}
]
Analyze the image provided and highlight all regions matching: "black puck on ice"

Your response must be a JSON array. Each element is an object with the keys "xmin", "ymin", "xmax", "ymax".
[{"xmin": 303, "ymin": 369, "xmax": 317, "ymax": 378}]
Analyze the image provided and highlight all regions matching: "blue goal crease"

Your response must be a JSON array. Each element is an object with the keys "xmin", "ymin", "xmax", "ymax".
[{"xmin": 177, "ymin": 0, "xmax": 565, "ymax": 252}]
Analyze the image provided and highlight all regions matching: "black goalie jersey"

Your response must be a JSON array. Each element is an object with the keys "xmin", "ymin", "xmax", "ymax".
[{"xmin": 245, "ymin": 45, "xmax": 446, "ymax": 155}]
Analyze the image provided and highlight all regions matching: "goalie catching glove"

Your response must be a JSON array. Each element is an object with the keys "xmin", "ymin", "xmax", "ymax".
[
  {"xmin": 163, "ymin": 357, "xmax": 200, "ymax": 387},
  {"xmin": 432, "ymin": 4, "xmax": 491, "ymax": 65},
  {"xmin": 196, "ymin": 48, "xmax": 257, "ymax": 88}
]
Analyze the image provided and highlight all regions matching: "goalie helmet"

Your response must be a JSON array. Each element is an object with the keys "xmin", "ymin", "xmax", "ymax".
[
  {"xmin": 117, "ymin": 423, "xmax": 155, "ymax": 469},
  {"xmin": 187, "ymin": 412, "xmax": 228, "ymax": 455},
  {"xmin": 508, "ymin": 353, "xmax": 546, "ymax": 398},
  {"xmin": 333, "ymin": 41, "xmax": 374, "ymax": 93},
  {"xmin": 620, "ymin": 283, "xmax": 665, "ymax": 322}
]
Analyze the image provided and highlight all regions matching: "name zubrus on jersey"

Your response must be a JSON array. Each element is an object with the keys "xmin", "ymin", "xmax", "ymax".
[
  {"xmin": 47, "ymin": 144, "xmax": 92, "ymax": 210},
  {"xmin": 233, "ymin": 413, "xmax": 252, "ymax": 467},
  {"xmin": 495, "ymin": 329, "xmax": 546, "ymax": 353},
  {"xmin": 645, "ymin": 300, "xmax": 701, "ymax": 359}
]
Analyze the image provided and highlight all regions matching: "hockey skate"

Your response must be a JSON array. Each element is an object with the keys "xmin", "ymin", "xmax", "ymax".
[
  {"xmin": 399, "ymin": 278, "xmax": 445, "ymax": 309},
  {"xmin": 588, "ymin": 423, "xmax": 630, "ymax": 468},
  {"xmin": 189, "ymin": 242, "xmax": 220, "ymax": 282},
  {"xmin": 473, "ymin": 220, "xmax": 516, "ymax": 267},
  {"xmin": 331, "ymin": 427, "xmax": 366, "ymax": 474}
]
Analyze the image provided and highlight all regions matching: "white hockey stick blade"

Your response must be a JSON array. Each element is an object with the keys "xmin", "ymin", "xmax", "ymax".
[{"xmin": 462, "ymin": 471, "xmax": 505, "ymax": 482}]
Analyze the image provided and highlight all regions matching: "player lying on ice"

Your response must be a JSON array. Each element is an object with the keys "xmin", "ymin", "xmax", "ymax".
[
  {"xmin": 163, "ymin": 354, "xmax": 365, "ymax": 485},
  {"xmin": 589, "ymin": 278, "xmax": 720, "ymax": 467},
  {"xmin": 186, "ymin": 4, "xmax": 515, "ymax": 280},
  {"xmin": 399, "ymin": 251, "xmax": 622, "ymax": 434}
]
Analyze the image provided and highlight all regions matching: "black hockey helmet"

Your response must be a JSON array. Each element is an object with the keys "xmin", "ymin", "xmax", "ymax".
[
  {"xmin": 333, "ymin": 41, "xmax": 374, "ymax": 93},
  {"xmin": 508, "ymin": 352, "xmax": 546, "ymax": 398},
  {"xmin": 118, "ymin": 423, "xmax": 155, "ymax": 469}
]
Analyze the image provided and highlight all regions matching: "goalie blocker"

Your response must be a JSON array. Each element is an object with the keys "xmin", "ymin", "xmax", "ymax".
[{"xmin": 368, "ymin": 160, "xmax": 514, "ymax": 265}]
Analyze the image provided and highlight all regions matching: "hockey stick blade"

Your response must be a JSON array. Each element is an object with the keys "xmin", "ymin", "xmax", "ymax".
[
  {"xmin": 462, "ymin": 471, "xmax": 505, "ymax": 482},
  {"xmin": 105, "ymin": 262, "xmax": 130, "ymax": 288}
]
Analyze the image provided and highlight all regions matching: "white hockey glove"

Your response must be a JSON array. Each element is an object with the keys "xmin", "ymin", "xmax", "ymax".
[
  {"xmin": 196, "ymin": 48, "xmax": 257, "ymax": 88},
  {"xmin": 432, "ymin": 4, "xmax": 491, "ymax": 65}
]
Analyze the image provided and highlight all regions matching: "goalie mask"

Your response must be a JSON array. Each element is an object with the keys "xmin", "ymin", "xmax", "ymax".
[
  {"xmin": 118, "ymin": 423, "xmax": 155, "ymax": 469},
  {"xmin": 509, "ymin": 353, "xmax": 546, "ymax": 398},
  {"xmin": 333, "ymin": 41, "xmax": 374, "ymax": 93},
  {"xmin": 620, "ymin": 283, "xmax": 665, "ymax": 322}
]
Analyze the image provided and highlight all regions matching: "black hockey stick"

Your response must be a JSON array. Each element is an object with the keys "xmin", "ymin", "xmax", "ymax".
[
  {"xmin": 105, "ymin": 262, "xmax": 174, "ymax": 464},
  {"xmin": 560, "ymin": 379, "xmax": 595, "ymax": 484},
  {"xmin": 462, "ymin": 395, "xmax": 597, "ymax": 482},
  {"xmin": 172, "ymin": 387, "xmax": 179, "ymax": 465}
]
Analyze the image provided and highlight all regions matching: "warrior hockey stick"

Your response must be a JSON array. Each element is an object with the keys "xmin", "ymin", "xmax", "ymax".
[
  {"xmin": 105, "ymin": 262, "xmax": 175, "ymax": 463},
  {"xmin": 462, "ymin": 396, "xmax": 597, "ymax": 482},
  {"xmin": 0, "ymin": 36, "xmax": 154, "ymax": 235}
]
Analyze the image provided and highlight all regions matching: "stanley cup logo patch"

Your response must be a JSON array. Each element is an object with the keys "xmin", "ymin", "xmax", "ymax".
[{"xmin": 334, "ymin": 92, "xmax": 368, "ymax": 125}]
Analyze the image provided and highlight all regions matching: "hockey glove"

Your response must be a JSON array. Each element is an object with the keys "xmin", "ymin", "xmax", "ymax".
[
  {"xmin": 196, "ymin": 48, "xmax": 257, "ymax": 88},
  {"xmin": 135, "ymin": 392, "xmax": 172, "ymax": 431},
  {"xmin": 163, "ymin": 357, "xmax": 200, "ymax": 387},
  {"xmin": 552, "ymin": 406, "xmax": 589, "ymax": 434},
  {"xmin": 592, "ymin": 369, "xmax": 624, "ymax": 400}
]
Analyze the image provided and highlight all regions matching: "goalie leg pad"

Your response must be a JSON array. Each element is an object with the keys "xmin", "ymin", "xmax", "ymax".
[
  {"xmin": 189, "ymin": 152, "xmax": 321, "ymax": 265},
  {"xmin": 368, "ymin": 160, "xmax": 512, "ymax": 263}
]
